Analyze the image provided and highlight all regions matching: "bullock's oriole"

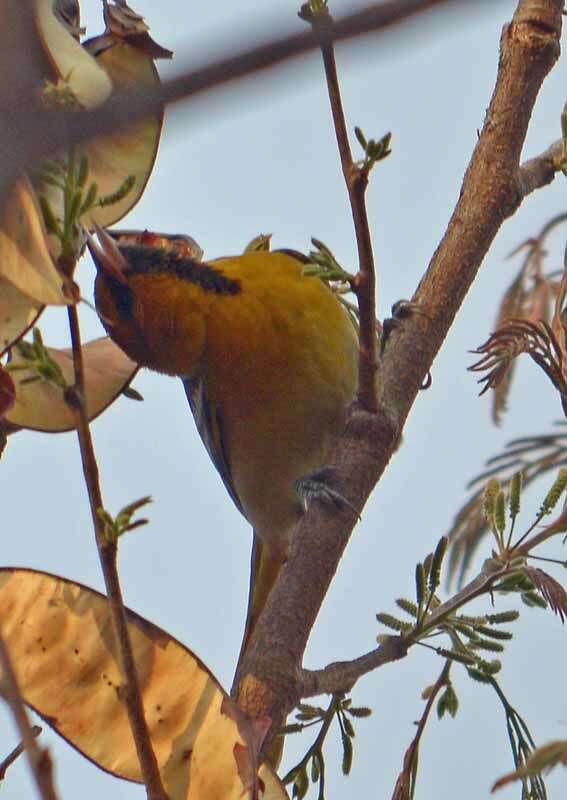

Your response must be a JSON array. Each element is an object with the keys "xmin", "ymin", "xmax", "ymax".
[{"xmin": 89, "ymin": 228, "xmax": 359, "ymax": 659}]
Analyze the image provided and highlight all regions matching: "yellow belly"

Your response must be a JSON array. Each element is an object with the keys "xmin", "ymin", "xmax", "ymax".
[{"xmin": 203, "ymin": 252, "xmax": 358, "ymax": 556}]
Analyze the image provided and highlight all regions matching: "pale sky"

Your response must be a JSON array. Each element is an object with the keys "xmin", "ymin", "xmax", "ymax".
[{"xmin": 2, "ymin": 2, "xmax": 566, "ymax": 799}]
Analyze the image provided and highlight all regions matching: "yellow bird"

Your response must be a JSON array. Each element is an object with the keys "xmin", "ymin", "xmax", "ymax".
[{"xmin": 89, "ymin": 228, "xmax": 359, "ymax": 658}]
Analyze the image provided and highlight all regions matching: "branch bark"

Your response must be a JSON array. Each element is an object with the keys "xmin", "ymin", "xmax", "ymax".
[{"xmin": 236, "ymin": 0, "xmax": 564, "ymax": 749}]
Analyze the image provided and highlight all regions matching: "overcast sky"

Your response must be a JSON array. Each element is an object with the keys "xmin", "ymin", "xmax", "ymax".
[{"xmin": 2, "ymin": 1, "xmax": 567, "ymax": 799}]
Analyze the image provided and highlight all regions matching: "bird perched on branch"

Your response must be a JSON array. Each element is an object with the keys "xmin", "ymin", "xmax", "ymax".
[{"xmin": 88, "ymin": 227, "xmax": 359, "ymax": 660}]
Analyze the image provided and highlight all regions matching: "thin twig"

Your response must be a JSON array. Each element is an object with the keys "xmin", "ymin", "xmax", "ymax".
[
  {"xmin": 0, "ymin": 725, "xmax": 42, "ymax": 781},
  {"xmin": 282, "ymin": 694, "xmax": 339, "ymax": 785},
  {"xmin": 300, "ymin": 563, "xmax": 505, "ymax": 697},
  {"xmin": 517, "ymin": 139, "xmax": 563, "ymax": 198},
  {"xmin": 0, "ymin": 634, "xmax": 58, "ymax": 800},
  {"xmin": 65, "ymin": 305, "xmax": 168, "ymax": 800},
  {"xmin": 391, "ymin": 661, "xmax": 451, "ymax": 800},
  {"xmin": 300, "ymin": 635, "xmax": 407, "ymax": 697},
  {"xmin": 309, "ymin": 8, "xmax": 379, "ymax": 411}
]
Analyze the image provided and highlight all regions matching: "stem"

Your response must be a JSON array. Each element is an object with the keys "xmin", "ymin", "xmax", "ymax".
[
  {"xmin": 0, "ymin": 725, "xmax": 42, "ymax": 781},
  {"xmin": 66, "ymin": 304, "xmax": 168, "ymax": 800},
  {"xmin": 282, "ymin": 694, "xmax": 340, "ymax": 785},
  {"xmin": 0, "ymin": 634, "xmax": 58, "ymax": 800},
  {"xmin": 315, "ymin": 14, "xmax": 379, "ymax": 411},
  {"xmin": 391, "ymin": 661, "xmax": 451, "ymax": 799}
]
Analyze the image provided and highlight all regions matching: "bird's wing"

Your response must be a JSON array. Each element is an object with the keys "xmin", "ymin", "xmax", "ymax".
[{"xmin": 182, "ymin": 376, "xmax": 245, "ymax": 517}]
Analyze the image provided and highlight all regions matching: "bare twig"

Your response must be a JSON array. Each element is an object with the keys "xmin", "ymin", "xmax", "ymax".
[
  {"xmin": 65, "ymin": 305, "xmax": 167, "ymax": 800},
  {"xmin": 305, "ymin": 5, "xmax": 379, "ymax": 411},
  {"xmin": 0, "ymin": 634, "xmax": 58, "ymax": 800},
  {"xmin": 0, "ymin": 725, "xmax": 42, "ymax": 781},
  {"xmin": 300, "ymin": 561, "xmax": 505, "ymax": 697},
  {"xmin": 391, "ymin": 661, "xmax": 451, "ymax": 800},
  {"xmin": 300, "ymin": 636, "xmax": 407, "ymax": 697},
  {"xmin": 517, "ymin": 139, "xmax": 563, "ymax": 198}
]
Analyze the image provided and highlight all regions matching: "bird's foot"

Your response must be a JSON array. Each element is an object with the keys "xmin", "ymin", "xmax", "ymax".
[
  {"xmin": 381, "ymin": 299, "xmax": 430, "ymax": 354},
  {"xmin": 294, "ymin": 466, "xmax": 361, "ymax": 519}
]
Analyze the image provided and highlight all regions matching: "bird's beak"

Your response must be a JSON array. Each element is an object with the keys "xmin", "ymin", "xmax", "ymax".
[{"xmin": 87, "ymin": 223, "xmax": 130, "ymax": 286}]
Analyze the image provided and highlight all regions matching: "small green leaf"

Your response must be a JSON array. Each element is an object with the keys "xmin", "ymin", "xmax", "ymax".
[
  {"xmin": 540, "ymin": 468, "xmax": 567, "ymax": 515},
  {"xmin": 494, "ymin": 491, "xmax": 506, "ymax": 536},
  {"xmin": 429, "ymin": 537, "xmax": 448, "ymax": 592},
  {"xmin": 437, "ymin": 685, "xmax": 459, "ymax": 719},
  {"xmin": 376, "ymin": 613, "xmax": 412, "ymax": 633},
  {"xmin": 396, "ymin": 598, "xmax": 418, "ymax": 617},
  {"xmin": 310, "ymin": 754, "xmax": 320, "ymax": 783},
  {"xmin": 341, "ymin": 733, "xmax": 353, "ymax": 775},
  {"xmin": 436, "ymin": 648, "xmax": 476, "ymax": 666},
  {"xmin": 293, "ymin": 766, "xmax": 309, "ymax": 800},
  {"xmin": 122, "ymin": 385, "xmax": 144, "ymax": 401},
  {"xmin": 509, "ymin": 471, "xmax": 523, "ymax": 519},
  {"xmin": 485, "ymin": 610, "xmax": 520, "ymax": 624},
  {"xmin": 354, "ymin": 126, "xmax": 367, "ymax": 150},
  {"xmin": 342, "ymin": 716, "xmax": 355, "ymax": 738},
  {"xmin": 346, "ymin": 706, "xmax": 372, "ymax": 719}
]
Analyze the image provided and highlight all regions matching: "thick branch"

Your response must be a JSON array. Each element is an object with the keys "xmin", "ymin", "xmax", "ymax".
[{"xmin": 237, "ymin": 0, "xmax": 563, "ymax": 747}]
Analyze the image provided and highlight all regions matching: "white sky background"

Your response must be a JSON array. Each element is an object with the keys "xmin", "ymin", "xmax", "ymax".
[{"xmin": 2, "ymin": 1, "xmax": 567, "ymax": 798}]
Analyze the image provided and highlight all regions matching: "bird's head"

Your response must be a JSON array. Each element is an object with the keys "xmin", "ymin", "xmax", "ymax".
[{"xmin": 88, "ymin": 225, "xmax": 217, "ymax": 377}]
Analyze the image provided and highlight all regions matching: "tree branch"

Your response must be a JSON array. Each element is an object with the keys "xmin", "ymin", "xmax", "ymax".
[
  {"xmin": 66, "ymin": 305, "xmax": 167, "ymax": 800},
  {"xmin": 517, "ymin": 139, "xmax": 563, "ymax": 198},
  {"xmin": 236, "ymin": 0, "xmax": 564, "ymax": 750},
  {"xmin": 299, "ymin": 636, "xmax": 407, "ymax": 697}
]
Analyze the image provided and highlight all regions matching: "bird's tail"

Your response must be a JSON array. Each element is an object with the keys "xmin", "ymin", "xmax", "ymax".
[{"xmin": 239, "ymin": 536, "xmax": 283, "ymax": 662}]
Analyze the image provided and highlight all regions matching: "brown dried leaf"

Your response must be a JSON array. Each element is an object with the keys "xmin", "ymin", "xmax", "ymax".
[
  {"xmin": 0, "ymin": 177, "xmax": 69, "ymax": 306},
  {"xmin": 71, "ymin": 5, "xmax": 171, "ymax": 229},
  {"xmin": 524, "ymin": 568, "xmax": 567, "ymax": 623},
  {"xmin": 481, "ymin": 215, "xmax": 567, "ymax": 423},
  {"xmin": 492, "ymin": 740, "xmax": 567, "ymax": 792},
  {"xmin": 102, "ymin": 0, "xmax": 173, "ymax": 59},
  {"xmin": 34, "ymin": 0, "xmax": 112, "ymax": 107},
  {"xmin": 470, "ymin": 319, "xmax": 567, "ymax": 416},
  {"xmin": 0, "ymin": 279, "xmax": 44, "ymax": 356},
  {"xmin": 4, "ymin": 337, "xmax": 138, "ymax": 432},
  {"xmin": 0, "ymin": 569, "xmax": 287, "ymax": 800},
  {"xmin": 68, "ymin": 36, "xmax": 164, "ymax": 229}
]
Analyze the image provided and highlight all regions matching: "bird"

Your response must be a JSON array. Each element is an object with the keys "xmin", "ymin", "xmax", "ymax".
[{"xmin": 88, "ymin": 226, "xmax": 359, "ymax": 665}]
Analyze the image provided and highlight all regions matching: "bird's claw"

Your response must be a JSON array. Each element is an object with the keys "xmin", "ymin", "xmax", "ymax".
[
  {"xmin": 295, "ymin": 466, "xmax": 361, "ymax": 520},
  {"xmin": 381, "ymin": 299, "xmax": 429, "ymax": 354}
]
